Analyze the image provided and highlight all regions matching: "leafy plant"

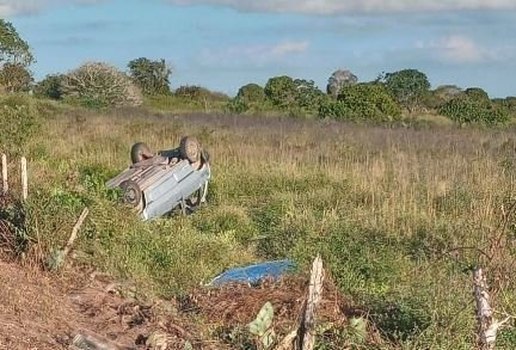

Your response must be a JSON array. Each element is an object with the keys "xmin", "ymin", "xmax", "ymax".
[{"xmin": 248, "ymin": 302, "xmax": 276, "ymax": 350}]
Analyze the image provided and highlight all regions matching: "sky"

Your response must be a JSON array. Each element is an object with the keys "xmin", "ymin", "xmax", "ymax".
[{"xmin": 3, "ymin": 0, "xmax": 516, "ymax": 98}]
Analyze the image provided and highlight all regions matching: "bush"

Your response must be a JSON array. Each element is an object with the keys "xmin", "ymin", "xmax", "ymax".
[
  {"xmin": 423, "ymin": 85, "xmax": 462, "ymax": 110},
  {"xmin": 264, "ymin": 75, "xmax": 297, "ymax": 109},
  {"xmin": 439, "ymin": 94, "xmax": 510, "ymax": 125},
  {"xmin": 128, "ymin": 57, "xmax": 171, "ymax": 96},
  {"xmin": 34, "ymin": 74, "xmax": 65, "ymax": 100},
  {"xmin": 0, "ymin": 63, "xmax": 33, "ymax": 93},
  {"xmin": 318, "ymin": 98, "xmax": 351, "ymax": 120},
  {"xmin": 320, "ymin": 83, "xmax": 401, "ymax": 121},
  {"xmin": 62, "ymin": 62, "xmax": 143, "ymax": 108},
  {"xmin": 0, "ymin": 95, "xmax": 42, "ymax": 155},
  {"xmin": 174, "ymin": 85, "xmax": 230, "ymax": 103},
  {"xmin": 236, "ymin": 83, "xmax": 265, "ymax": 105}
]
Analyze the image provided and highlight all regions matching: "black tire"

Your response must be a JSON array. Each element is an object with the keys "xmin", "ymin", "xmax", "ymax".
[
  {"xmin": 120, "ymin": 180, "xmax": 142, "ymax": 208},
  {"xmin": 131, "ymin": 142, "xmax": 154, "ymax": 164},
  {"xmin": 179, "ymin": 136, "xmax": 201, "ymax": 164}
]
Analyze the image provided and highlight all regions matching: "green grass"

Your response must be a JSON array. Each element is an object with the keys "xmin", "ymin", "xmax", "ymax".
[{"xmin": 2, "ymin": 96, "xmax": 516, "ymax": 349}]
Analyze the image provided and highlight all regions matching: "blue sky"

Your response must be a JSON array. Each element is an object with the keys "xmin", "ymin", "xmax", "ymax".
[{"xmin": 4, "ymin": 0, "xmax": 516, "ymax": 97}]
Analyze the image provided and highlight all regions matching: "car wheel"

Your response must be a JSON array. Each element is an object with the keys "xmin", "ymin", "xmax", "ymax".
[
  {"xmin": 120, "ymin": 180, "xmax": 142, "ymax": 208},
  {"xmin": 179, "ymin": 136, "xmax": 201, "ymax": 164},
  {"xmin": 131, "ymin": 142, "xmax": 154, "ymax": 164}
]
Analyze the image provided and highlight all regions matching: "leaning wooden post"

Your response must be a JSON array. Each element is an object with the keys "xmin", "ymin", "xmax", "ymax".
[
  {"xmin": 1, "ymin": 153, "xmax": 7, "ymax": 194},
  {"xmin": 20, "ymin": 157, "xmax": 27, "ymax": 201},
  {"xmin": 297, "ymin": 255, "xmax": 325, "ymax": 350},
  {"xmin": 473, "ymin": 267, "xmax": 498, "ymax": 350}
]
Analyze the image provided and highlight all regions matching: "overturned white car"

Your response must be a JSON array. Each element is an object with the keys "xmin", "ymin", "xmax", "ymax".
[{"xmin": 106, "ymin": 136, "xmax": 211, "ymax": 221}]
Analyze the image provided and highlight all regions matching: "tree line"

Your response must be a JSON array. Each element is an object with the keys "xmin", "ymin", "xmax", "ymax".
[{"xmin": 1, "ymin": 19, "xmax": 515, "ymax": 125}]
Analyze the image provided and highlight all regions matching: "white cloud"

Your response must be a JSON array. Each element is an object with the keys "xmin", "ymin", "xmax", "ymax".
[
  {"xmin": 166, "ymin": 0, "xmax": 516, "ymax": 14},
  {"xmin": 0, "ymin": 0, "xmax": 103, "ymax": 16},
  {"xmin": 416, "ymin": 35, "xmax": 494, "ymax": 63},
  {"xmin": 200, "ymin": 40, "xmax": 309, "ymax": 66}
]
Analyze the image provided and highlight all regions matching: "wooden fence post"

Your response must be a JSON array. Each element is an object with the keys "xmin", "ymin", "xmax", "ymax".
[
  {"xmin": 21, "ymin": 157, "xmax": 27, "ymax": 200},
  {"xmin": 297, "ymin": 255, "xmax": 325, "ymax": 350},
  {"xmin": 1, "ymin": 153, "xmax": 7, "ymax": 194},
  {"xmin": 474, "ymin": 267, "xmax": 499, "ymax": 350}
]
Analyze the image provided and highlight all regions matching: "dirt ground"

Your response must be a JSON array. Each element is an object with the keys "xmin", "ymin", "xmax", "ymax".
[
  {"xmin": 0, "ymin": 253, "xmax": 379, "ymax": 350},
  {"xmin": 0, "ymin": 258, "xmax": 156, "ymax": 349}
]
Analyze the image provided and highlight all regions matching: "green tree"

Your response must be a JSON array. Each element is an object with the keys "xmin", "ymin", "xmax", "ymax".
[
  {"xmin": 128, "ymin": 57, "xmax": 171, "ymax": 95},
  {"xmin": 439, "ymin": 92, "xmax": 509, "ymax": 125},
  {"xmin": 423, "ymin": 85, "xmax": 462, "ymax": 110},
  {"xmin": 464, "ymin": 87, "xmax": 490, "ymax": 108},
  {"xmin": 264, "ymin": 75, "xmax": 297, "ymax": 109},
  {"xmin": 34, "ymin": 74, "xmax": 65, "ymax": 100},
  {"xmin": 319, "ymin": 82, "xmax": 401, "ymax": 121},
  {"xmin": 294, "ymin": 78, "xmax": 324, "ymax": 112},
  {"xmin": 0, "ymin": 63, "xmax": 33, "ymax": 92},
  {"xmin": 0, "ymin": 19, "xmax": 34, "ymax": 66},
  {"xmin": 327, "ymin": 69, "xmax": 358, "ymax": 98},
  {"xmin": 383, "ymin": 69, "xmax": 431, "ymax": 113},
  {"xmin": 236, "ymin": 83, "xmax": 265, "ymax": 105}
]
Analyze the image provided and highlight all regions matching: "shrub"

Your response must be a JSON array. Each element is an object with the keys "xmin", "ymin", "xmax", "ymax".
[
  {"xmin": 423, "ymin": 85, "xmax": 462, "ymax": 110},
  {"xmin": 0, "ymin": 63, "xmax": 33, "ymax": 93},
  {"xmin": 264, "ymin": 75, "xmax": 297, "ymax": 109},
  {"xmin": 0, "ymin": 95, "xmax": 42, "ymax": 156},
  {"xmin": 128, "ymin": 57, "xmax": 171, "ymax": 96},
  {"xmin": 318, "ymin": 98, "xmax": 351, "ymax": 120},
  {"xmin": 236, "ymin": 83, "xmax": 265, "ymax": 105},
  {"xmin": 174, "ymin": 85, "xmax": 230, "ymax": 103},
  {"xmin": 34, "ymin": 74, "xmax": 65, "ymax": 100},
  {"xmin": 62, "ymin": 62, "xmax": 143, "ymax": 108},
  {"xmin": 328, "ymin": 83, "xmax": 402, "ymax": 121},
  {"xmin": 293, "ymin": 78, "xmax": 325, "ymax": 113},
  {"xmin": 439, "ymin": 94, "xmax": 510, "ymax": 125}
]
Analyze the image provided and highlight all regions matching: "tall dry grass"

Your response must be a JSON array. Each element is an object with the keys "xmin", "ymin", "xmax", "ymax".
[{"xmin": 18, "ymin": 107, "xmax": 516, "ymax": 348}]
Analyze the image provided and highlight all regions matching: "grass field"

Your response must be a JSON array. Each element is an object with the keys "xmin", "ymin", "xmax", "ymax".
[{"xmin": 2, "ymin": 98, "xmax": 516, "ymax": 349}]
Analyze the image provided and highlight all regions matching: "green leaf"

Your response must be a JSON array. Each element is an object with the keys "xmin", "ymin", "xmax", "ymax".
[
  {"xmin": 248, "ymin": 301, "xmax": 274, "ymax": 336},
  {"xmin": 349, "ymin": 316, "xmax": 368, "ymax": 344}
]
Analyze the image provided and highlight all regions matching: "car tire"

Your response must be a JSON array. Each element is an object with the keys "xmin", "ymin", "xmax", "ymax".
[
  {"xmin": 120, "ymin": 180, "xmax": 142, "ymax": 208},
  {"xmin": 179, "ymin": 136, "xmax": 201, "ymax": 164},
  {"xmin": 131, "ymin": 142, "xmax": 154, "ymax": 164}
]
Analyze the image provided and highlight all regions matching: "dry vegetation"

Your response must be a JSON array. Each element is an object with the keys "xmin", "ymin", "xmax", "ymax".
[{"xmin": 2, "ymin": 98, "xmax": 516, "ymax": 348}]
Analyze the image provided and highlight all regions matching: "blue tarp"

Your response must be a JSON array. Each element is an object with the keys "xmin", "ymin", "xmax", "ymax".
[{"xmin": 209, "ymin": 259, "xmax": 297, "ymax": 287}]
